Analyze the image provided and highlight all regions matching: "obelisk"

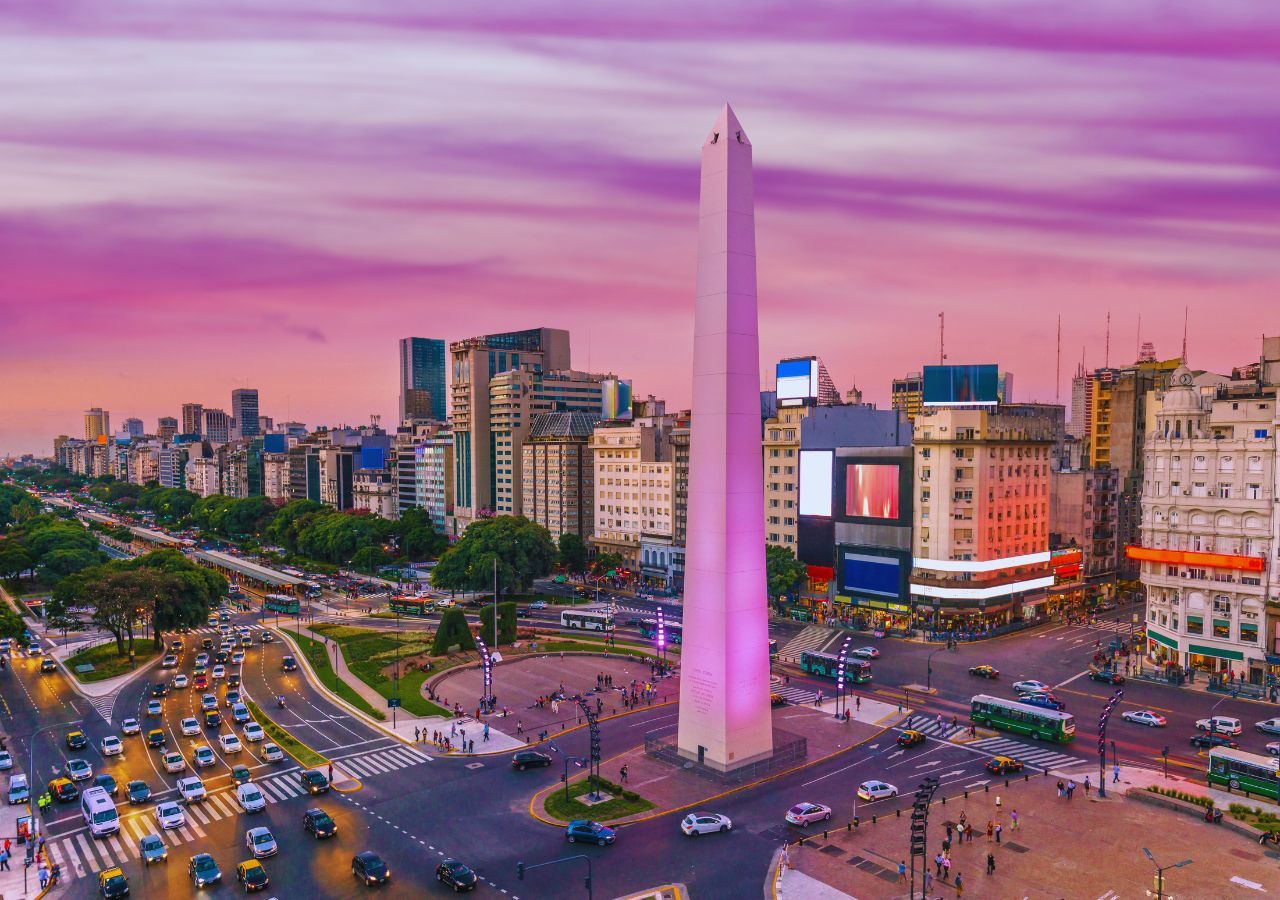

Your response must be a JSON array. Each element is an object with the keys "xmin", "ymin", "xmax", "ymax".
[{"xmin": 676, "ymin": 104, "xmax": 774, "ymax": 771}]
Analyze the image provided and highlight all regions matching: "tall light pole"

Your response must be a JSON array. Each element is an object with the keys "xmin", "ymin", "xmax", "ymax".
[
  {"xmin": 834, "ymin": 636, "xmax": 851, "ymax": 720},
  {"xmin": 925, "ymin": 646, "xmax": 945, "ymax": 693},
  {"xmin": 1143, "ymin": 847, "xmax": 1191, "ymax": 900}
]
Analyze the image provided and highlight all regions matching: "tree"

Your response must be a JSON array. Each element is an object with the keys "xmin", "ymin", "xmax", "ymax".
[
  {"xmin": 431, "ymin": 608, "xmax": 476, "ymax": 655},
  {"xmin": 765, "ymin": 544, "xmax": 808, "ymax": 600},
  {"xmin": 37, "ymin": 548, "xmax": 103, "ymax": 582},
  {"xmin": 430, "ymin": 517, "xmax": 556, "ymax": 599},
  {"xmin": 0, "ymin": 545, "xmax": 33, "ymax": 580},
  {"xmin": 350, "ymin": 546, "xmax": 389, "ymax": 574},
  {"xmin": 0, "ymin": 606, "xmax": 26, "ymax": 641},
  {"xmin": 592, "ymin": 552, "xmax": 624, "ymax": 577},
  {"xmin": 122, "ymin": 549, "xmax": 227, "ymax": 647},
  {"xmin": 557, "ymin": 533, "xmax": 588, "ymax": 576},
  {"xmin": 478, "ymin": 601, "xmax": 518, "ymax": 645},
  {"xmin": 87, "ymin": 570, "xmax": 154, "ymax": 655},
  {"xmin": 0, "ymin": 484, "xmax": 39, "ymax": 530}
]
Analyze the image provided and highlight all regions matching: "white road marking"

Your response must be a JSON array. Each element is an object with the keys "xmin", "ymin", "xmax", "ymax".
[{"xmin": 1230, "ymin": 876, "xmax": 1266, "ymax": 892}]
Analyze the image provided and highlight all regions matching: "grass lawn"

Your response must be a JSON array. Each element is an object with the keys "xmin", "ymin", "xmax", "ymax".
[
  {"xmin": 65, "ymin": 641, "xmax": 162, "ymax": 683},
  {"xmin": 282, "ymin": 629, "xmax": 386, "ymax": 721},
  {"xmin": 245, "ymin": 698, "xmax": 327, "ymax": 768},
  {"xmin": 1229, "ymin": 803, "xmax": 1280, "ymax": 834},
  {"xmin": 310, "ymin": 623, "xmax": 449, "ymax": 718},
  {"xmin": 524, "ymin": 639, "xmax": 668, "ymax": 666},
  {"xmin": 543, "ymin": 776, "xmax": 654, "ymax": 823}
]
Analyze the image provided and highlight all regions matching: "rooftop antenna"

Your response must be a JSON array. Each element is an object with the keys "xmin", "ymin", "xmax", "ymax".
[
  {"xmin": 1136, "ymin": 312, "xmax": 1141, "ymax": 361},
  {"xmin": 1182, "ymin": 306, "xmax": 1189, "ymax": 364},
  {"xmin": 938, "ymin": 312, "xmax": 946, "ymax": 365},
  {"xmin": 1104, "ymin": 311, "xmax": 1111, "ymax": 368},
  {"xmin": 1056, "ymin": 315, "xmax": 1062, "ymax": 403}
]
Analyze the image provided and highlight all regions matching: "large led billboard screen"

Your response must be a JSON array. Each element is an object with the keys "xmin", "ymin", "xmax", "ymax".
[
  {"xmin": 840, "ymin": 549, "xmax": 906, "ymax": 599},
  {"xmin": 798, "ymin": 450, "xmax": 834, "ymax": 517},
  {"xmin": 601, "ymin": 379, "xmax": 633, "ymax": 420},
  {"xmin": 923, "ymin": 364, "xmax": 999, "ymax": 406},
  {"xmin": 776, "ymin": 358, "xmax": 818, "ymax": 402},
  {"xmin": 844, "ymin": 464, "xmax": 900, "ymax": 520}
]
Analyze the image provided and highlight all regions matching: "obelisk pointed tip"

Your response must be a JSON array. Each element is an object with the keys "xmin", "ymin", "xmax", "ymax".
[{"xmin": 705, "ymin": 103, "xmax": 750, "ymax": 148}]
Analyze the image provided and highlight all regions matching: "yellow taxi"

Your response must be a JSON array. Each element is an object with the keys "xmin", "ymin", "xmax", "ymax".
[
  {"xmin": 98, "ymin": 865, "xmax": 130, "ymax": 897},
  {"xmin": 985, "ymin": 755, "xmax": 1023, "ymax": 775},
  {"xmin": 66, "ymin": 730, "xmax": 88, "ymax": 750},
  {"xmin": 896, "ymin": 729, "xmax": 926, "ymax": 748},
  {"xmin": 236, "ymin": 859, "xmax": 270, "ymax": 892},
  {"xmin": 770, "ymin": 692, "xmax": 787, "ymax": 707}
]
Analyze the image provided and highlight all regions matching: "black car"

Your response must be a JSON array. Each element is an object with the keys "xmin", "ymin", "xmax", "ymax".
[
  {"xmin": 1088, "ymin": 669, "xmax": 1125, "ymax": 685},
  {"xmin": 511, "ymin": 751, "xmax": 553, "ymax": 771},
  {"xmin": 201, "ymin": 638, "xmax": 214, "ymax": 650},
  {"xmin": 228, "ymin": 673, "xmax": 241, "ymax": 689},
  {"xmin": 40, "ymin": 658, "xmax": 57, "ymax": 673},
  {"xmin": 214, "ymin": 651, "xmax": 230, "ymax": 665},
  {"xmin": 94, "ymin": 774, "xmax": 119, "ymax": 798},
  {"xmin": 303, "ymin": 807, "xmax": 337, "ymax": 839},
  {"xmin": 1191, "ymin": 732, "xmax": 1239, "ymax": 749},
  {"xmin": 352, "ymin": 851, "xmax": 390, "ymax": 886},
  {"xmin": 281, "ymin": 656, "xmax": 298, "ymax": 672},
  {"xmin": 126, "ymin": 780, "xmax": 151, "ymax": 804},
  {"xmin": 436, "ymin": 858, "xmax": 477, "ymax": 892},
  {"xmin": 150, "ymin": 682, "xmax": 168, "ymax": 697},
  {"xmin": 204, "ymin": 711, "xmax": 222, "ymax": 729},
  {"xmin": 66, "ymin": 731, "xmax": 89, "ymax": 751},
  {"xmin": 301, "ymin": 770, "xmax": 330, "ymax": 794}
]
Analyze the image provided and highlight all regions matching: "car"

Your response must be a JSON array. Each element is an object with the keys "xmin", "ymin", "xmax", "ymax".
[
  {"xmin": 26, "ymin": 643, "xmax": 41, "ymax": 655},
  {"xmin": 201, "ymin": 638, "xmax": 213, "ymax": 651},
  {"xmin": 66, "ymin": 758, "xmax": 93, "ymax": 781},
  {"xmin": 303, "ymin": 807, "xmax": 337, "ymax": 838},
  {"xmin": 0, "ymin": 752, "xmax": 12, "ymax": 771},
  {"xmin": 1017, "ymin": 692, "xmax": 1066, "ymax": 711},
  {"xmin": 236, "ymin": 782, "xmax": 267, "ymax": 813},
  {"xmin": 1196, "ymin": 716, "xmax": 1243, "ymax": 735},
  {"xmin": 98, "ymin": 866, "xmax": 130, "ymax": 898},
  {"xmin": 1012, "ymin": 680, "xmax": 1051, "ymax": 694},
  {"xmin": 7, "ymin": 774, "xmax": 28, "ymax": 805},
  {"xmin": 121, "ymin": 718, "xmax": 141, "ymax": 736},
  {"xmin": 193, "ymin": 674, "xmax": 209, "ymax": 690},
  {"xmin": 897, "ymin": 729, "xmax": 926, "ymax": 748},
  {"xmin": 529, "ymin": 599, "xmax": 548, "ymax": 610},
  {"xmin": 66, "ymin": 730, "xmax": 88, "ymax": 750},
  {"xmin": 146, "ymin": 699, "xmax": 163, "ymax": 717},
  {"xmin": 212, "ymin": 665, "xmax": 226, "ymax": 680},
  {"xmin": 193, "ymin": 745, "xmax": 216, "ymax": 768},
  {"xmin": 232, "ymin": 703, "xmax": 250, "ymax": 724},
  {"xmin": 436, "ymin": 858, "xmax": 478, "ymax": 891},
  {"xmin": 169, "ymin": 639, "xmax": 184, "ymax": 652},
  {"xmin": 150, "ymin": 682, "xmax": 169, "ymax": 697},
  {"xmin": 227, "ymin": 673, "xmax": 242, "ymax": 689},
  {"xmin": 231, "ymin": 651, "xmax": 245, "ymax": 665},
  {"xmin": 680, "ymin": 812, "xmax": 733, "ymax": 836},
  {"xmin": 219, "ymin": 624, "xmax": 232, "ymax": 635},
  {"xmin": 1097, "ymin": 601, "xmax": 1118, "ymax": 611},
  {"xmin": 850, "ymin": 646, "xmax": 880, "ymax": 660},
  {"xmin": 565, "ymin": 819, "xmax": 616, "ymax": 845},
  {"xmin": 262, "ymin": 742, "xmax": 285, "ymax": 763},
  {"xmin": 352, "ymin": 851, "xmax": 392, "ymax": 885},
  {"xmin": 180, "ymin": 717, "xmax": 200, "ymax": 736},
  {"xmin": 511, "ymin": 750, "xmax": 553, "ymax": 771},
  {"xmin": 1089, "ymin": 669, "xmax": 1125, "ymax": 685},
  {"xmin": 139, "ymin": 832, "xmax": 167, "ymax": 864},
  {"xmin": 147, "ymin": 728, "xmax": 167, "ymax": 748},
  {"xmin": 857, "ymin": 780, "xmax": 898, "ymax": 801},
  {"xmin": 243, "ymin": 722, "xmax": 265, "ymax": 742},
  {"xmin": 94, "ymin": 773, "xmax": 119, "ymax": 797},
  {"xmin": 1122, "ymin": 710, "xmax": 1167, "ymax": 728},
  {"xmin": 173, "ymin": 674, "xmax": 189, "ymax": 689},
  {"xmin": 49, "ymin": 777, "xmax": 79, "ymax": 802},
  {"xmin": 985, "ymin": 756, "xmax": 1023, "ymax": 775},
  {"xmin": 161, "ymin": 655, "xmax": 178, "ymax": 668},
  {"xmin": 195, "ymin": 652, "xmax": 210, "ymax": 667},
  {"xmin": 204, "ymin": 711, "xmax": 223, "ymax": 729},
  {"xmin": 237, "ymin": 859, "xmax": 271, "ymax": 892},
  {"xmin": 177, "ymin": 776, "xmax": 207, "ymax": 803},
  {"xmin": 1257, "ymin": 718, "xmax": 1280, "ymax": 736},
  {"xmin": 225, "ymin": 690, "xmax": 242, "ymax": 708},
  {"xmin": 163, "ymin": 751, "xmax": 186, "ymax": 773},
  {"xmin": 260, "ymin": 632, "xmax": 274, "ymax": 643},
  {"xmin": 246, "ymin": 825, "xmax": 278, "ymax": 858},
  {"xmin": 968, "ymin": 665, "xmax": 1000, "ymax": 679},
  {"xmin": 1267, "ymin": 742, "xmax": 1280, "ymax": 757},
  {"xmin": 770, "ymin": 692, "xmax": 787, "ymax": 707},
  {"xmin": 127, "ymin": 780, "xmax": 151, "ymax": 804},
  {"xmin": 40, "ymin": 657, "xmax": 57, "ymax": 673},
  {"xmin": 301, "ymin": 769, "xmax": 330, "ymax": 794},
  {"xmin": 215, "ymin": 651, "xmax": 230, "ymax": 665},
  {"xmin": 188, "ymin": 853, "xmax": 221, "ymax": 888},
  {"xmin": 201, "ymin": 693, "xmax": 218, "ymax": 711},
  {"xmin": 156, "ymin": 800, "xmax": 186, "ymax": 829},
  {"xmin": 786, "ymin": 802, "xmax": 832, "ymax": 825},
  {"xmin": 281, "ymin": 656, "xmax": 298, "ymax": 672},
  {"xmin": 220, "ymin": 733, "xmax": 243, "ymax": 754},
  {"xmin": 1190, "ymin": 732, "xmax": 1239, "ymax": 749}
]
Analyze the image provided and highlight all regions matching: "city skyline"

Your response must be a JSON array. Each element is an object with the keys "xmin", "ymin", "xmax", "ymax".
[{"xmin": 3, "ymin": 1, "xmax": 1277, "ymax": 455}]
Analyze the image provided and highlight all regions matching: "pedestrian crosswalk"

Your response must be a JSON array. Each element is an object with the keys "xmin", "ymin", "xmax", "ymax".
[
  {"xmin": 332, "ymin": 743, "xmax": 432, "ymax": 777},
  {"xmin": 777, "ymin": 625, "xmax": 834, "ymax": 663},
  {"xmin": 771, "ymin": 684, "xmax": 821, "ymax": 705},
  {"xmin": 965, "ymin": 735, "xmax": 1087, "ymax": 773},
  {"xmin": 901, "ymin": 714, "xmax": 967, "ymax": 741},
  {"xmin": 188, "ymin": 623, "xmax": 269, "ymax": 636}
]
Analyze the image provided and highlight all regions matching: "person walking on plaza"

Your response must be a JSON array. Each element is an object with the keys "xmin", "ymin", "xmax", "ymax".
[
  {"xmin": 995, "ymin": 794, "xmax": 1002, "ymax": 812},
  {"xmin": 995, "ymin": 823, "xmax": 1002, "ymax": 844},
  {"xmin": 967, "ymin": 822, "xmax": 975, "ymax": 842},
  {"xmin": 1083, "ymin": 775, "xmax": 1090, "ymax": 797},
  {"xmin": 923, "ymin": 869, "xmax": 933, "ymax": 893},
  {"xmin": 1113, "ymin": 763, "xmax": 1121, "ymax": 783},
  {"xmin": 620, "ymin": 764, "xmax": 629, "ymax": 784},
  {"xmin": 898, "ymin": 860, "xmax": 907, "ymax": 884},
  {"xmin": 954, "ymin": 870, "xmax": 963, "ymax": 896},
  {"xmin": 986, "ymin": 852, "xmax": 996, "ymax": 875},
  {"xmin": 941, "ymin": 855, "xmax": 951, "ymax": 881},
  {"xmin": 38, "ymin": 861, "xmax": 49, "ymax": 890},
  {"xmin": 1056, "ymin": 779, "xmax": 1065, "ymax": 798},
  {"xmin": 1011, "ymin": 809, "xmax": 1019, "ymax": 831},
  {"xmin": 986, "ymin": 820, "xmax": 994, "ymax": 841},
  {"xmin": 935, "ymin": 853, "xmax": 944, "ymax": 878},
  {"xmin": 483, "ymin": 723, "xmax": 490, "ymax": 742},
  {"xmin": 1067, "ymin": 780, "xmax": 1076, "ymax": 800},
  {"xmin": 415, "ymin": 727, "xmax": 420, "ymax": 742},
  {"xmin": 0, "ymin": 848, "xmax": 10, "ymax": 871}
]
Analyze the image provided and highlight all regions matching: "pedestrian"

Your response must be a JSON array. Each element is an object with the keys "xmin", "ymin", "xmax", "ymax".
[
  {"xmin": 620, "ymin": 765, "xmax": 629, "ymax": 784},
  {"xmin": 1056, "ymin": 780, "xmax": 1064, "ymax": 798},
  {"xmin": 986, "ymin": 852, "xmax": 995, "ymax": 875},
  {"xmin": 516, "ymin": 720, "xmax": 524, "ymax": 735},
  {"xmin": 986, "ymin": 820, "xmax": 994, "ymax": 841},
  {"xmin": 0, "ymin": 849, "xmax": 9, "ymax": 871},
  {"xmin": 468, "ymin": 739, "xmax": 474, "ymax": 753},
  {"xmin": 955, "ymin": 822, "xmax": 964, "ymax": 844},
  {"xmin": 38, "ymin": 862, "xmax": 49, "ymax": 890},
  {"xmin": 936, "ymin": 713, "xmax": 943, "ymax": 729},
  {"xmin": 1084, "ymin": 775, "xmax": 1090, "ymax": 797},
  {"xmin": 942, "ymin": 856, "xmax": 951, "ymax": 880},
  {"xmin": 451, "ymin": 722, "xmax": 457, "ymax": 737},
  {"xmin": 955, "ymin": 872, "xmax": 964, "ymax": 897},
  {"xmin": 328, "ymin": 763, "xmax": 333, "ymax": 784},
  {"xmin": 945, "ymin": 823, "xmax": 953, "ymax": 844},
  {"xmin": 898, "ymin": 860, "xmax": 907, "ymax": 884},
  {"xmin": 995, "ymin": 794, "xmax": 1002, "ymax": 812},
  {"xmin": 3, "ymin": 838, "xmax": 9, "ymax": 855},
  {"xmin": 856, "ymin": 695, "xmax": 861, "ymax": 713},
  {"xmin": 1067, "ymin": 780, "xmax": 1076, "ymax": 800},
  {"xmin": 1113, "ymin": 763, "xmax": 1121, "ymax": 783},
  {"xmin": 1011, "ymin": 809, "xmax": 1018, "ymax": 831},
  {"xmin": 959, "ymin": 809, "xmax": 967, "ymax": 827},
  {"xmin": 968, "ymin": 823, "xmax": 975, "ymax": 843},
  {"xmin": 415, "ymin": 727, "xmax": 421, "ymax": 742},
  {"xmin": 935, "ymin": 853, "xmax": 944, "ymax": 878},
  {"xmin": 995, "ymin": 823, "xmax": 1002, "ymax": 844},
  {"xmin": 483, "ymin": 723, "xmax": 490, "ymax": 742}
]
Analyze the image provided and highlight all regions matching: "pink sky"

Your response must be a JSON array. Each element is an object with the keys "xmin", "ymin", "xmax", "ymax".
[{"xmin": 2, "ymin": 1, "xmax": 1278, "ymax": 455}]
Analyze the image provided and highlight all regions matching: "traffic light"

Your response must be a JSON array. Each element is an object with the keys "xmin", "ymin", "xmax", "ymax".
[{"xmin": 516, "ymin": 863, "xmax": 524, "ymax": 881}]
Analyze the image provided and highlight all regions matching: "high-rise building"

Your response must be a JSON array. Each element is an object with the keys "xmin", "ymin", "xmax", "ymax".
[
  {"xmin": 775, "ymin": 356, "xmax": 839, "ymax": 408},
  {"xmin": 763, "ymin": 406, "xmax": 807, "ymax": 548},
  {"xmin": 890, "ymin": 373, "xmax": 924, "ymax": 421},
  {"xmin": 157, "ymin": 417, "xmax": 178, "ymax": 441},
  {"xmin": 186, "ymin": 455, "xmax": 221, "ymax": 497},
  {"xmin": 449, "ymin": 327, "xmax": 570, "ymax": 532},
  {"xmin": 181, "ymin": 403, "xmax": 204, "ymax": 436},
  {"xmin": 590, "ymin": 422, "xmax": 672, "ymax": 569},
  {"xmin": 1068, "ymin": 362, "xmax": 1090, "ymax": 440},
  {"xmin": 399, "ymin": 337, "xmax": 447, "ymax": 422},
  {"xmin": 262, "ymin": 452, "xmax": 291, "ymax": 500},
  {"xmin": 122, "ymin": 417, "xmax": 144, "ymax": 438},
  {"xmin": 231, "ymin": 389, "xmax": 260, "ymax": 439},
  {"xmin": 84, "ymin": 408, "xmax": 110, "ymax": 441},
  {"xmin": 1050, "ymin": 467, "xmax": 1119, "ymax": 586},
  {"xmin": 202, "ymin": 409, "xmax": 233, "ymax": 444},
  {"xmin": 521, "ymin": 411, "xmax": 597, "ymax": 542},
  {"xmin": 258, "ymin": 416, "xmax": 273, "ymax": 435},
  {"xmin": 158, "ymin": 444, "xmax": 189, "ymax": 489}
]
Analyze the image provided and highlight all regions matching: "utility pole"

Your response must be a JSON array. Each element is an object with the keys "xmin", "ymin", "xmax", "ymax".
[
  {"xmin": 938, "ymin": 312, "xmax": 945, "ymax": 365},
  {"xmin": 1104, "ymin": 311, "xmax": 1111, "ymax": 368},
  {"xmin": 1056, "ymin": 314, "xmax": 1062, "ymax": 403}
]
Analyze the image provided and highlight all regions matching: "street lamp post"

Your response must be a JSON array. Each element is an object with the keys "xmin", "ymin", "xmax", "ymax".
[
  {"xmin": 1097, "ymin": 688, "xmax": 1122, "ymax": 798},
  {"xmin": 1143, "ymin": 847, "xmax": 1191, "ymax": 900},
  {"xmin": 834, "ymin": 636, "xmax": 851, "ymax": 720},
  {"xmin": 925, "ymin": 647, "xmax": 944, "ymax": 693},
  {"xmin": 391, "ymin": 609, "xmax": 401, "ymax": 730}
]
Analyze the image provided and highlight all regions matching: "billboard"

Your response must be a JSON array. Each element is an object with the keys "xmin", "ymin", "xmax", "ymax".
[
  {"xmin": 923, "ymin": 364, "xmax": 999, "ymax": 406},
  {"xmin": 798, "ymin": 450, "xmax": 834, "ymax": 517},
  {"xmin": 262, "ymin": 434, "xmax": 287, "ymax": 454},
  {"xmin": 602, "ymin": 378, "xmax": 633, "ymax": 421},
  {"xmin": 840, "ymin": 547, "xmax": 909, "ymax": 601},
  {"xmin": 776, "ymin": 358, "xmax": 819, "ymax": 403},
  {"xmin": 844, "ymin": 464, "xmax": 900, "ymax": 520}
]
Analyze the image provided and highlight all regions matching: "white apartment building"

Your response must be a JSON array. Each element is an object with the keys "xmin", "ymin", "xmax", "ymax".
[
  {"xmin": 590, "ymin": 423, "xmax": 673, "ymax": 568},
  {"xmin": 263, "ymin": 453, "xmax": 290, "ymax": 501},
  {"xmin": 763, "ymin": 405, "xmax": 806, "ymax": 548},
  {"xmin": 186, "ymin": 456, "xmax": 221, "ymax": 498}
]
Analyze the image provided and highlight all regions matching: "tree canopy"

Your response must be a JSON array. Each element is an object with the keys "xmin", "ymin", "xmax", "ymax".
[
  {"xmin": 557, "ymin": 533, "xmax": 588, "ymax": 575},
  {"xmin": 430, "ymin": 516, "xmax": 556, "ymax": 598},
  {"xmin": 766, "ymin": 544, "xmax": 808, "ymax": 599}
]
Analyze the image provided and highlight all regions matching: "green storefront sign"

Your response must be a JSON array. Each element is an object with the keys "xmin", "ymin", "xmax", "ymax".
[
  {"xmin": 1187, "ymin": 643, "xmax": 1245, "ymax": 662},
  {"xmin": 1146, "ymin": 626, "xmax": 1178, "ymax": 650}
]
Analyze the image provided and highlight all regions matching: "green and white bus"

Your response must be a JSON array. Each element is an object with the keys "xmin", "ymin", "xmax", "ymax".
[
  {"xmin": 799, "ymin": 650, "xmax": 873, "ymax": 683},
  {"xmin": 561, "ymin": 607, "xmax": 614, "ymax": 632},
  {"xmin": 970, "ymin": 694, "xmax": 1076, "ymax": 743},
  {"xmin": 1208, "ymin": 747, "xmax": 1280, "ymax": 802}
]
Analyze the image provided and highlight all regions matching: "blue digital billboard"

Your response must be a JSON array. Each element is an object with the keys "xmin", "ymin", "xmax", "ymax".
[
  {"xmin": 839, "ymin": 546, "xmax": 910, "ymax": 601},
  {"xmin": 923, "ymin": 364, "xmax": 999, "ymax": 406}
]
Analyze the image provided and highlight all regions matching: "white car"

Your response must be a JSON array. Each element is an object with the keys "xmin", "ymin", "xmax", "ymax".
[
  {"xmin": 1256, "ymin": 718, "xmax": 1280, "ymax": 736},
  {"xmin": 243, "ymin": 722, "xmax": 265, "ymax": 742},
  {"xmin": 121, "ymin": 718, "xmax": 141, "ymax": 736},
  {"xmin": 1266, "ymin": 742, "xmax": 1280, "ymax": 757},
  {"xmin": 857, "ymin": 780, "xmax": 898, "ymax": 801},
  {"xmin": 195, "ymin": 653, "xmax": 210, "ymax": 667},
  {"xmin": 146, "ymin": 699, "xmax": 164, "ymax": 716},
  {"xmin": 163, "ymin": 751, "xmax": 186, "ymax": 773},
  {"xmin": 156, "ymin": 800, "xmax": 186, "ymax": 829},
  {"xmin": 246, "ymin": 826, "xmax": 278, "ymax": 858},
  {"xmin": 680, "ymin": 812, "xmax": 732, "ymax": 836},
  {"xmin": 236, "ymin": 782, "xmax": 267, "ymax": 813},
  {"xmin": 1122, "ymin": 710, "xmax": 1167, "ymax": 728},
  {"xmin": 100, "ymin": 736, "xmax": 124, "ymax": 756},
  {"xmin": 1012, "ymin": 680, "xmax": 1051, "ymax": 694},
  {"xmin": 785, "ymin": 802, "xmax": 832, "ymax": 826},
  {"xmin": 231, "ymin": 651, "xmax": 245, "ymax": 665},
  {"xmin": 0, "ymin": 752, "xmax": 12, "ymax": 771},
  {"xmin": 220, "ymin": 733, "xmax": 242, "ymax": 754},
  {"xmin": 200, "ymin": 693, "xmax": 218, "ymax": 711},
  {"xmin": 850, "ymin": 647, "xmax": 880, "ymax": 660},
  {"xmin": 173, "ymin": 674, "xmax": 189, "ymax": 689},
  {"xmin": 212, "ymin": 665, "xmax": 226, "ymax": 680},
  {"xmin": 193, "ymin": 745, "xmax": 216, "ymax": 768},
  {"xmin": 177, "ymin": 776, "xmax": 206, "ymax": 803},
  {"xmin": 1196, "ymin": 716, "xmax": 1242, "ymax": 735},
  {"xmin": 261, "ymin": 743, "xmax": 284, "ymax": 763},
  {"xmin": 180, "ymin": 717, "xmax": 201, "ymax": 736},
  {"xmin": 65, "ymin": 758, "xmax": 93, "ymax": 781}
]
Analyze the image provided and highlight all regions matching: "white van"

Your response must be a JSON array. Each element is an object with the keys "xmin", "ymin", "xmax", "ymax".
[{"xmin": 81, "ymin": 786, "xmax": 120, "ymax": 837}]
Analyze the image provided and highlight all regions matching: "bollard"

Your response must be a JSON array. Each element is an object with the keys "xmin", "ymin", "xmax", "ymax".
[
  {"xmin": 1024, "ymin": 774, "xmax": 1029, "ymax": 782},
  {"xmin": 896, "ymin": 808, "xmax": 901, "ymax": 817},
  {"xmin": 847, "ymin": 823, "xmax": 852, "ymax": 832},
  {"xmin": 1005, "ymin": 779, "xmax": 1010, "ymax": 788},
  {"xmin": 964, "ymin": 790, "xmax": 969, "ymax": 799},
  {"xmin": 941, "ymin": 796, "xmax": 946, "ymax": 804},
  {"xmin": 871, "ymin": 815, "xmax": 877, "ymax": 824},
  {"xmin": 823, "ymin": 830, "xmax": 829, "ymax": 840},
  {"xmin": 984, "ymin": 784, "xmax": 989, "ymax": 793}
]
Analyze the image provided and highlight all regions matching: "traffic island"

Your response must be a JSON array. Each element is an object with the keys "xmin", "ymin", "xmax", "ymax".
[{"xmin": 543, "ymin": 776, "xmax": 655, "ymax": 823}]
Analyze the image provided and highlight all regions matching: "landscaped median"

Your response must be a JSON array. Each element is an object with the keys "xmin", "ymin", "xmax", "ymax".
[
  {"xmin": 543, "ymin": 775, "xmax": 654, "ymax": 824},
  {"xmin": 281, "ymin": 629, "xmax": 387, "ymax": 721},
  {"xmin": 304, "ymin": 623, "xmax": 451, "ymax": 718},
  {"xmin": 244, "ymin": 697, "xmax": 327, "ymax": 769},
  {"xmin": 64, "ymin": 641, "xmax": 161, "ymax": 683}
]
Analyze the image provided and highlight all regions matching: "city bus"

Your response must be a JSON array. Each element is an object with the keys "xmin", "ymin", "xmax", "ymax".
[
  {"xmin": 638, "ymin": 620, "xmax": 683, "ymax": 644},
  {"xmin": 799, "ymin": 650, "xmax": 873, "ymax": 683},
  {"xmin": 969, "ymin": 694, "xmax": 1076, "ymax": 743},
  {"xmin": 561, "ymin": 608, "xmax": 614, "ymax": 632},
  {"xmin": 262, "ymin": 594, "xmax": 300, "ymax": 615},
  {"xmin": 1208, "ymin": 747, "xmax": 1280, "ymax": 801},
  {"xmin": 389, "ymin": 596, "xmax": 433, "ymax": 617}
]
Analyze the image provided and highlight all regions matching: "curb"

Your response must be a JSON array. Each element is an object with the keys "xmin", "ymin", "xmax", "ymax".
[{"xmin": 242, "ymin": 696, "xmax": 362, "ymax": 794}]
